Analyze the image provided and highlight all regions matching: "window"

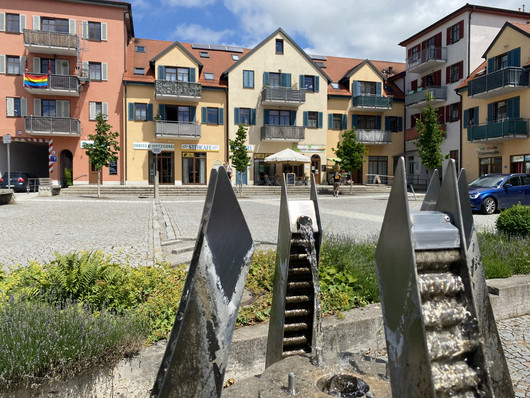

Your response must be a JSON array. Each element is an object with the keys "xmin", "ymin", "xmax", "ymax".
[
  {"xmin": 134, "ymin": 67, "xmax": 144, "ymax": 75},
  {"xmin": 269, "ymin": 110, "xmax": 291, "ymax": 126},
  {"xmin": 447, "ymin": 21, "xmax": 464, "ymax": 44},
  {"xmin": 303, "ymin": 75, "xmax": 315, "ymax": 91},
  {"xmin": 307, "ymin": 111, "xmax": 318, "ymax": 128},
  {"xmin": 243, "ymin": 70, "xmax": 254, "ymax": 88},
  {"xmin": 359, "ymin": 81, "xmax": 376, "ymax": 95},
  {"xmin": 135, "ymin": 103, "xmax": 147, "ymax": 121},
  {"xmin": 408, "ymin": 156, "xmax": 415, "ymax": 175},
  {"xmin": 331, "ymin": 82, "xmax": 339, "ymax": 89},
  {"xmin": 204, "ymin": 72, "xmax": 214, "ymax": 80},
  {"xmin": 207, "ymin": 107, "xmax": 218, "ymax": 124},
  {"xmin": 466, "ymin": 107, "xmax": 478, "ymax": 127},
  {"xmin": 332, "ymin": 114, "xmax": 343, "ymax": 130},
  {"xmin": 165, "ymin": 67, "xmax": 176, "ymax": 81},
  {"xmin": 447, "ymin": 61, "xmax": 463, "ymax": 83},
  {"xmin": 479, "ymin": 157, "xmax": 502, "ymax": 175},
  {"xmin": 387, "ymin": 116, "xmax": 401, "ymax": 132},
  {"xmin": 276, "ymin": 39, "xmax": 284, "ymax": 54},
  {"xmin": 201, "ymin": 107, "xmax": 223, "ymax": 125},
  {"xmin": 410, "ymin": 46, "xmax": 419, "ymax": 62},
  {"xmin": 42, "ymin": 99, "xmax": 56, "ymax": 117},
  {"xmin": 41, "ymin": 58, "xmax": 55, "ymax": 74},
  {"xmin": 495, "ymin": 53, "xmax": 508, "ymax": 71},
  {"xmin": 88, "ymin": 22, "xmax": 101, "ymax": 41},
  {"xmin": 493, "ymin": 100, "xmax": 507, "ymax": 121},
  {"xmin": 135, "ymin": 46, "xmax": 145, "ymax": 53},
  {"xmin": 239, "ymin": 108, "xmax": 250, "ymax": 125},
  {"xmin": 199, "ymin": 51, "xmax": 209, "ymax": 58},
  {"xmin": 358, "ymin": 115, "xmax": 376, "ymax": 129},
  {"xmin": 6, "ymin": 97, "xmax": 22, "ymax": 117},
  {"xmin": 177, "ymin": 67, "xmax": 189, "ymax": 82},
  {"xmin": 177, "ymin": 106, "xmax": 191, "ymax": 123},
  {"xmin": 6, "ymin": 14, "xmax": 20, "ymax": 33},
  {"xmin": 41, "ymin": 17, "xmax": 68, "ymax": 33},
  {"xmin": 268, "ymin": 72, "xmax": 280, "ymax": 87},
  {"xmin": 231, "ymin": 54, "xmax": 239, "ymax": 61},
  {"xmin": 7, "ymin": 56, "xmax": 20, "ymax": 75},
  {"xmin": 89, "ymin": 62, "xmax": 102, "ymax": 80},
  {"xmin": 448, "ymin": 103, "xmax": 460, "ymax": 122},
  {"xmin": 89, "ymin": 101, "xmax": 109, "ymax": 120}
]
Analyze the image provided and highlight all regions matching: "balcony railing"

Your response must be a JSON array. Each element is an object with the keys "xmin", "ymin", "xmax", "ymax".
[
  {"xmin": 261, "ymin": 87, "xmax": 306, "ymax": 106},
  {"xmin": 405, "ymin": 86, "xmax": 447, "ymax": 107},
  {"xmin": 468, "ymin": 67, "xmax": 529, "ymax": 98},
  {"xmin": 467, "ymin": 118, "xmax": 528, "ymax": 142},
  {"xmin": 155, "ymin": 121, "xmax": 201, "ymax": 139},
  {"xmin": 406, "ymin": 46, "xmax": 447, "ymax": 73},
  {"xmin": 355, "ymin": 129, "xmax": 392, "ymax": 144},
  {"xmin": 25, "ymin": 116, "xmax": 81, "ymax": 136},
  {"xmin": 23, "ymin": 73, "xmax": 80, "ymax": 96},
  {"xmin": 261, "ymin": 125, "xmax": 305, "ymax": 141},
  {"xmin": 23, "ymin": 29, "xmax": 78, "ymax": 55},
  {"xmin": 155, "ymin": 80, "xmax": 202, "ymax": 102},
  {"xmin": 352, "ymin": 95, "xmax": 393, "ymax": 111}
]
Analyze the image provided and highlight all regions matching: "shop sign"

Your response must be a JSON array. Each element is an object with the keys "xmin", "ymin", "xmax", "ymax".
[
  {"xmin": 181, "ymin": 144, "xmax": 219, "ymax": 152},
  {"xmin": 476, "ymin": 144, "xmax": 502, "ymax": 157},
  {"xmin": 134, "ymin": 142, "xmax": 175, "ymax": 151},
  {"xmin": 293, "ymin": 144, "xmax": 325, "ymax": 153},
  {"xmin": 246, "ymin": 145, "xmax": 254, "ymax": 152},
  {"xmin": 80, "ymin": 140, "xmax": 94, "ymax": 148}
]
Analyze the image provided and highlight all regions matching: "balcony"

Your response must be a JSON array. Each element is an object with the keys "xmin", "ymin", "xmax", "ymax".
[
  {"xmin": 23, "ymin": 29, "xmax": 78, "ymax": 56},
  {"xmin": 467, "ymin": 119, "xmax": 528, "ymax": 142},
  {"xmin": 468, "ymin": 67, "xmax": 529, "ymax": 99},
  {"xmin": 23, "ymin": 74, "xmax": 80, "ymax": 96},
  {"xmin": 25, "ymin": 116, "xmax": 81, "ymax": 137},
  {"xmin": 405, "ymin": 86, "xmax": 447, "ymax": 108},
  {"xmin": 155, "ymin": 80, "xmax": 202, "ymax": 102},
  {"xmin": 261, "ymin": 87, "xmax": 306, "ymax": 107},
  {"xmin": 407, "ymin": 46, "xmax": 447, "ymax": 73},
  {"xmin": 356, "ymin": 129, "xmax": 391, "ymax": 144},
  {"xmin": 351, "ymin": 95, "xmax": 393, "ymax": 112},
  {"xmin": 261, "ymin": 125, "xmax": 305, "ymax": 141},
  {"xmin": 155, "ymin": 121, "xmax": 201, "ymax": 140}
]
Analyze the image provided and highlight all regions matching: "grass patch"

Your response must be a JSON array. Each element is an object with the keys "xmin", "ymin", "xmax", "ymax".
[{"xmin": 478, "ymin": 230, "xmax": 530, "ymax": 279}]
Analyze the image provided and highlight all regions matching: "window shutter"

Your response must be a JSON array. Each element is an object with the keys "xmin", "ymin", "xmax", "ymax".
[
  {"xmin": 458, "ymin": 61, "xmax": 464, "ymax": 80},
  {"xmin": 299, "ymin": 75, "xmax": 304, "ymax": 89},
  {"xmin": 101, "ymin": 23, "xmax": 107, "ymax": 41},
  {"xmin": 303, "ymin": 111, "xmax": 308, "ymax": 127},
  {"xmin": 508, "ymin": 48, "xmax": 521, "ymax": 67},
  {"xmin": 33, "ymin": 57, "xmax": 40, "ymax": 73},
  {"xmin": 398, "ymin": 117, "xmax": 402, "ymax": 131},
  {"xmin": 487, "ymin": 103, "xmax": 494, "ymax": 122},
  {"xmin": 438, "ymin": 107, "xmax": 445, "ymax": 125},
  {"xmin": 385, "ymin": 116, "xmax": 389, "ymax": 131},
  {"xmin": 459, "ymin": 21, "xmax": 464, "ymax": 40},
  {"xmin": 290, "ymin": 110, "xmax": 296, "ymax": 126},
  {"xmin": 189, "ymin": 68, "xmax": 195, "ymax": 83},
  {"xmin": 59, "ymin": 59, "xmax": 69, "ymax": 75},
  {"xmin": 19, "ymin": 56, "xmax": 26, "ymax": 75},
  {"xmin": 234, "ymin": 108, "xmax": 240, "ymax": 124},
  {"xmin": 33, "ymin": 16, "xmax": 40, "ymax": 30},
  {"xmin": 20, "ymin": 15, "xmax": 26, "ymax": 33},
  {"xmin": 0, "ymin": 54, "xmax": 4, "ymax": 74},
  {"xmin": 190, "ymin": 106, "xmax": 196, "ymax": 122},
  {"xmin": 507, "ymin": 96, "xmax": 520, "ymax": 119},
  {"xmin": 434, "ymin": 70, "xmax": 441, "ymax": 86},
  {"xmin": 351, "ymin": 114, "xmax": 358, "ymax": 128},
  {"xmin": 102, "ymin": 102, "xmax": 108, "ymax": 120},
  {"xmin": 281, "ymin": 73, "xmax": 291, "ymax": 88},
  {"xmin": 159, "ymin": 104, "xmax": 166, "ymax": 120},
  {"xmin": 352, "ymin": 80, "xmax": 358, "ymax": 96},
  {"xmin": 376, "ymin": 116, "xmax": 381, "ymax": 130},
  {"xmin": 318, "ymin": 112, "xmax": 323, "ymax": 129},
  {"xmin": 147, "ymin": 103, "xmax": 153, "ymax": 121},
  {"xmin": 82, "ymin": 21, "xmax": 88, "ymax": 39},
  {"xmin": 34, "ymin": 98, "xmax": 41, "ymax": 116},
  {"xmin": 263, "ymin": 72, "xmax": 269, "ymax": 86},
  {"xmin": 101, "ymin": 63, "xmax": 108, "ymax": 81},
  {"xmin": 342, "ymin": 114, "xmax": 347, "ymax": 130},
  {"xmin": 201, "ymin": 107, "xmax": 207, "ymax": 124},
  {"xmin": 218, "ymin": 108, "xmax": 224, "ymax": 125},
  {"xmin": 58, "ymin": 100, "xmax": 70, "ymax": 117},
  {"xmin": 89, "ymin": 102, "xmax": 96, "ymax": 120},
  {"xmin": 251, "ymin": 108, "xmax": 256, "ymax": 125},
  {"xmin": 158, "ymin": 65, "xmax": 165, "ymax": 80},
  {"xmin": 446, "ymin": 27, "xmax": 451, "ymax": 45},
  {"xmin": 446, "ymin": 66, "xmax": 450, "ymax": 84},
  {"xmin": 264, "ymin": 109, "xmax": 270, "ymax": 125},
  {"xmin": 0, "ymin": 13, "xmax": 5, "ymax": 32},
  {"xmin": 328, "ymin": 114, "xmax": 332, "ymax": 129},
  {"xmin": 487, "ymin": 58, "xmax": 494, "ymax": 73},
  {"xmin": 474, "ymin": 107, "xmax": 479, "ymax": 124},
  {"xmin": 81, "ymin": 61, "xmax": 88, "ymax": 78},
  {"xmin": 314, "ymin": 76, "xmax": 319, "ymax": 92},
  {"xmin": 6, "ymin": 97, "xmax": 14, "ymax": 116},
  {"xmin": 376, "ymin": 82, "xmax": 381, "ymax": 96},
  {"xmin": 128, "ymin": 102, "xmax": 134, "ymax": 121},
  {"xmin": 69, "ymin": 19, "xmax": 76, "ymax": 35},
  {"xmin": 445, "ymin": 105, "xmax": 450, "ymax": 122},
  {"xmin": 463, "ymin": 109, "xmax": 469, "ymax": 127},
  {"xmin": 21, "ymin": 98, "xmax": 27, "ymax": 116}
]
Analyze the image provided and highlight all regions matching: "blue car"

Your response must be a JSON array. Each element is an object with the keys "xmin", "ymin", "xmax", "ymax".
[{"xmin": 468, "ymin": 173, "xmax": 530, "ymax": 214}]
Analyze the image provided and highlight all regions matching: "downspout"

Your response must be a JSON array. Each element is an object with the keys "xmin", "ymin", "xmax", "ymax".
[
  {"xmin": 457, "ymin": 89, "xmax": 463, "ymax": 171},
  {"xmin": 124, "ymin": 83, "xmax": 128, "ymax": 185},
  {"xmin": 225, "ymin": 86, "xmax": 229, "ymax": 162}
]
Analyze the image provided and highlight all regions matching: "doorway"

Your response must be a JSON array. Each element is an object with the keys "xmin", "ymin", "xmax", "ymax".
[
  {"xmin": 89, "ymin": 161, "xmax": 98, "ymax": 184},
  {"xmin": 149, "ymin": 152, "xmax": 174, "ymax": 184},
  {"xmin": 182, "ymin": 152, "xmax": 206, "ymax": 184},
  {"xmin": 60, "ymin": 150, "xmax": 73, "ymax": 187},
  {"xmin": 311, "ymin": 155, "xmax": 321, "ymax": 184}
]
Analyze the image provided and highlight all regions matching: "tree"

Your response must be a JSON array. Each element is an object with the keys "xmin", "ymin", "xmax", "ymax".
[
  {"xmin": 415, "ymin": 92, "xmax": 446, "ymax": 177},
  {"xmin": 229, "ymin": 124, "xmax": 251, "ymax": 196},
  {"xmin": 333, "ymin": 127, "xmax": 366, "ymax": 193},
  {"xmin": 84, "ymin": 113, "xmax": 120, "ymax": 198}
]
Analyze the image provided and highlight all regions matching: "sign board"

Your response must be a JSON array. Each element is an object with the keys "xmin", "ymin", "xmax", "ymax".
[
  {"xmin": 152, "ymin": 146, "xmax": 162, "ymax": 155},
  {"xmin": 3, "ymin": 135, "xmax": 12, "ymax": 144},
  {"xmin": 109, "ymin": 161, "xmax": 118, "ymax": 175},
  {"xmin": 133, "ymin": 142, "xmax": 175, "ymax": 151},
  {"xmin": 286, "ymin": 173, "xmax": 296, "ymax": 185},
  {"xmin": 181, "ymin": 144, "xmax": 220, "ymax": 152},
  {"xmin": 49, "ymin": 155, "xmax": 57, "ymax": 162}
]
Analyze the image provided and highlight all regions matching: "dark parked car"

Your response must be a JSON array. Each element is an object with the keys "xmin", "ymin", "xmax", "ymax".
[
  {"xmin": 468, "ymin": 173, "xmax": 530, "ymax": 214},
  {"xmin": 0, "ymin": 172, "xmax": 39, "ymax": 192}
]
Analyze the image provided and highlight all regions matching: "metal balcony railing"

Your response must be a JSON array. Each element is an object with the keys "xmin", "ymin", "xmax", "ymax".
[
  {"xmin": 23, "ymin": 73, "xmax": 80, "ymax": 96},
  {"xmin": 467, "ymin": 118, "xmax": 528, "ymax": 142},
  {"xmin": 468, "ymin": 67, "xmax": 529, "ymax": 97},
  {"xmin": 261, "ymin": 125, "xmax": 305, "ymax": 141},
  {"xmin": 356, "ymin": 129, "xmax": 392, "ymax": 144},
  {"xmin": 25, "ymin": 116, "xmax": 81, "ymax": 136},
  {"xmin": 405, "ymin": 86, "xmax": 447, "ymax": 106},
  {"xmin": 155, "ymin": 121, "xmax": 201, "ymax": 139},
  {"xmin": 23, "ymin": 29, "xmax": 78, "ymax": 53},
  {"xmin": 406, "ymin": 46, "xmax": 447, "ymax": 72},
  {"xmin": 155, "ymin": 80, "xmax": 202, "ymax": 101},
  {"xmin": 352, "ymin": 95, "xmax": 393, "ymax": 109},
  {"xmin": 261, "ymin": 87, "xmax": 306, "ymax": 105}
]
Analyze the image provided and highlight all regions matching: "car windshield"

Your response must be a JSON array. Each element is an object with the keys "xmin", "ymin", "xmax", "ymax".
[{"xmin": 469, "ymin": 175, "xmax": 506, "ymax": 188}]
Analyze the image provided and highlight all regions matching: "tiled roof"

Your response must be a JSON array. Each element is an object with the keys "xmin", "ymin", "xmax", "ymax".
[
  {"xmin": 456, "ymin": 60, "xmax": 487, "ymax": 91},
  {"xmin": 124, "ymin": 38, "xmax": 170, "ymax": 84}
]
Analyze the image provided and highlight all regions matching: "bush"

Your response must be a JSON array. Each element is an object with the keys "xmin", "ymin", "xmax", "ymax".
[
  {"xmin": 477, "ymin": 230, "xmax": 530, "ymax": 278},
  {"xmin": 496, "ymin": 204, "xmax": 530, "ymax": 238}
]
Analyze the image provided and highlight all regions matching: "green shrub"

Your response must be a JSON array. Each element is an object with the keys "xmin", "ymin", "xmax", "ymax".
[
  {"xmin": 63, "ymin": 168, "xmax": 73, "ymax": 187},
  {"xmin": 477, "ymin": 230, "xmax": 530, "ymax": 278},
  {"xmin": 496, "ymin": 204, "xmax": 530, "ymax": 238}
]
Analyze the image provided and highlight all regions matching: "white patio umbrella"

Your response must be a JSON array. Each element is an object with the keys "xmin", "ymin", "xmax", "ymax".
[{"xmin": 264, "ymin": 148, "xmax": 311, "ymax": 164}]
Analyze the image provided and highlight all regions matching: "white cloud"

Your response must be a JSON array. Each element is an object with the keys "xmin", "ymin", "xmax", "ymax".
[
  {"xmin": 171, "ymin": 23, "xmax": 234, "ymax": 43},
  {"xmin": 163, "ymin": 0, "xmax": 216, "ymax": 6}
]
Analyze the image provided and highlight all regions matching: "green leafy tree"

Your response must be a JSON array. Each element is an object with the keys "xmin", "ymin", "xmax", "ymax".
[
  {"xmin": 333, "ymin": 127, "xmax": 366, "ymax": 193},
  {"xmin": 229, "ymin": 124, "xmax": 251, "ymax": 196},
  {"xmin": 84, "ymin": 113, "xmax": 120, "ymax": 198},
  {"xmin": 415, "ymin": 92, "xmax": 446, "ymax": 177}
]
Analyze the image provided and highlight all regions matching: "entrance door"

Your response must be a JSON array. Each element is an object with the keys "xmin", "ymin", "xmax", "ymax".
[
  {"xmin": 89, "ymin": 162, "xmax": 98, "ymax": 184},
  {"xmin": 236, "ymin": 169, "xmax": 247, "ymax": 185},
  {"xmin": 60, "ymin": 150, "xmax": 73, "ymax": 187},
  {"xmin": 182, "ymin": 152, "xmax": 206, "ymax": 184},
  {"xmin": 149, "ymin": 152, "xmax": 174, "ymax": 184},
  {"xmin": 311, "ymin": 155, "xmax": 321, "ymax": 184}
]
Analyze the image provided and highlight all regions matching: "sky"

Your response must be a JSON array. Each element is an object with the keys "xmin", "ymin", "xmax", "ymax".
[{"xmin": 129, "ymin": 0, "xmax": 528, "ymax": 62}]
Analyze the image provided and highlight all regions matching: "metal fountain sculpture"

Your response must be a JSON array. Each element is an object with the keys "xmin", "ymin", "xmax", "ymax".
[{"xmin": 375, "ymin": 157, "xmax": 513, "ymax": 397}]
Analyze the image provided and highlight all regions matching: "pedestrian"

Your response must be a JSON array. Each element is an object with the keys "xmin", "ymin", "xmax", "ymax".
[
  {"xmin": 333, "ymin": 172, "xmax": 341, "ymax": 197},
  {"xmin": 226, "ymin": 163, "xmax": 232, "ymax": 180}
]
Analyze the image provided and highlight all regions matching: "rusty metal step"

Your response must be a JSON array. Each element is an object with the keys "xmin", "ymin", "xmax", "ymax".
[
  {"xmin": 282, "ymin": 349, "xmax": 308, "ymax": 358},
  {"xmin": 287, "ymin": 281, "xmax": 311, "ymax": 290},
  {"xmin": 283, "ymin": 322, "xmax": 308, "ymax": 332},
  {"xmin": 285, "ymin": 309, "xmax": 310, "ymax": 318},
  {"xmin": 285, "ymin": 295, "xmax": 310, "ymax": 304},
  {"xmin": 283, "ymin": 335, "xmax": 308, "ymax": 346}
]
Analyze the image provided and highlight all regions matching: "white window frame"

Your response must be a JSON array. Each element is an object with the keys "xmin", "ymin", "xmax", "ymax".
[{"xmin": 89, "ymin": 101, "xmax": 108, "ymax": 120}]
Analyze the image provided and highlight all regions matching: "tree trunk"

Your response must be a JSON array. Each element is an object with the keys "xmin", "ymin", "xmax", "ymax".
[{"xmin": 97, "ymin": 169, "xmax": 101, "ymax": 198}]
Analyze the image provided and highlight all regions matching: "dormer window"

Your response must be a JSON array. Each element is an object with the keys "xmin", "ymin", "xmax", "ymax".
[
  {"xmin": 495, "ymin": 53, "xmax": 508, "ymax": 71},
  {"xmin": 231, "ymin": 54, "xmax": 239, "ymax": 61},
  {"xmin": 134, "ymin": 67, "xmax": 144, "ymax": 75},
  {"xmin": 199, "ymin": 51, "xmax": 210, "ymax": 58},
  {"xmin": 204, "ymin": 72, "xmax": 214, "ymax": 80},
  {"xmin": 135, "ymin": 46, "xmax": 145, "ymax": 53}
]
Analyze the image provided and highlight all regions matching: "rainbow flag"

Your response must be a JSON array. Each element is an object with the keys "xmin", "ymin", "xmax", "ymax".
[{"xmin": 24, "ymin": 73, "xmax": 48, "ymax": 88}]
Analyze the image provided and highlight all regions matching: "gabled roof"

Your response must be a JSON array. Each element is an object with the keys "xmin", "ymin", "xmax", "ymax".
[
  {"xmin": 344, "ymin": 59, "xmax": 388, "ymax": 81},
  {"xmin": 399, "ymin": 3, "xmax": 530, "ymax": 47},
  {"xmin": 150, "ymin": 41, "xmax": 202, "ymax": 69},
  {"xmin": 221, "ymin": 28, "xmax": 332, "ymax": 83},
  {"xmin": 482, "ymin": 21, "xmax": 530, "ymax": 58}
]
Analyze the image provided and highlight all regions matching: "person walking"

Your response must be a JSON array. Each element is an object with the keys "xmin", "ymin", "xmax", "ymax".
[{"xmin": 333, "ymin": 172, "xmax": 341, "ymax": 197}]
